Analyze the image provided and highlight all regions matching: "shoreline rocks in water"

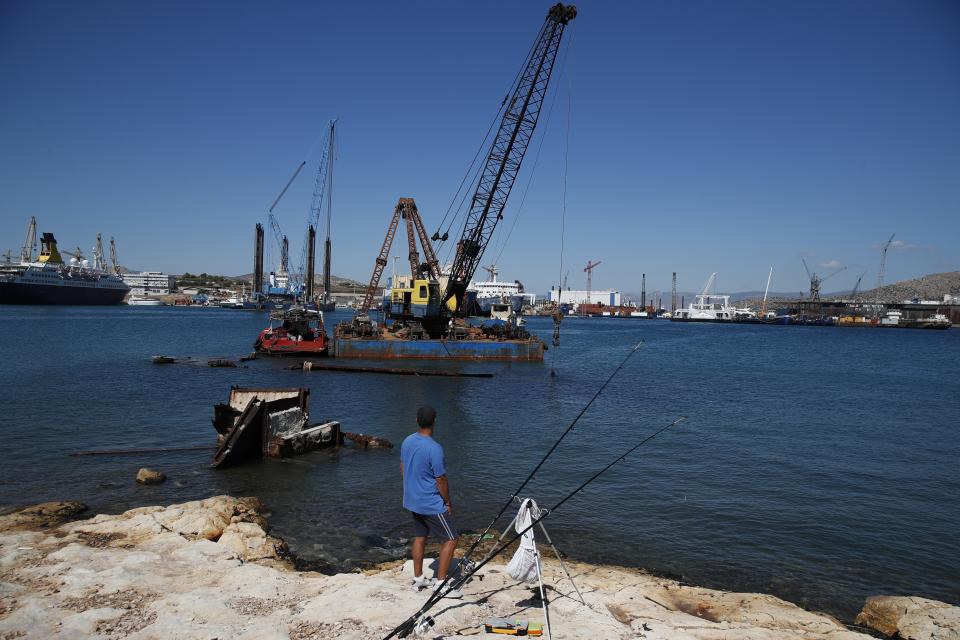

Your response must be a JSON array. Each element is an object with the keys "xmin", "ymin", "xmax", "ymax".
[
  {"xmin": 0, "ymin": 496, "xmax": 956, "ymax": 639},
  {"xmin": 135, "ymin": 468, "xmax": 167, "ymax": 485},
  {"xmin": 855, "ymin": 596, "xmax": 960, "ymax": 639}
]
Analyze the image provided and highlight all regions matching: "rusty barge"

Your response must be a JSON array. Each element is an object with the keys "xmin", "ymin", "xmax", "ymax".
[{"xmin": 331, "ymin": 332, "xmax": 544, "ymax": 361}]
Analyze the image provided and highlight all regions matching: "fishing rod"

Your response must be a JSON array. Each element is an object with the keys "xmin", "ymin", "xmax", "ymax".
[
  {"xmin": 455, "ymin": 341, "xmax": 643, "ymax": 572},
  {"xmin": 385, "ymin": 414, "xmax": 688, "ymax": 639}
]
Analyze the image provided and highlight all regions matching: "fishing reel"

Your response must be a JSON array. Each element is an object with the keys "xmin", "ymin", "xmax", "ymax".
[
  {"xmin": 459, "ymin": 558, "xmax": 479, "ymax": 582},
  {"xmin": 397, "ymin": 614, "xmax": 435, "ymax": 638},
  {"xmin": 412, "ymin": 615, "xmax": 435, "ymax": 636}
]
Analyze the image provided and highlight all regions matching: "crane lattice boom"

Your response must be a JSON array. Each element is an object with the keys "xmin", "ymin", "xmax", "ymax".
[
  {"xmin": 443, "ymin": 3, "xmax": 576, "ymax": 314},
  {"xmin": 877, "ymin": 233, "xmax": 895, "ymax": 291},
  {"xmin": 20, "ymin": 216, "xmax": 37, "ymax": 263},
  {"xmin": 297, "ymin": 120, "xmax": 336, "ymax": 292}
]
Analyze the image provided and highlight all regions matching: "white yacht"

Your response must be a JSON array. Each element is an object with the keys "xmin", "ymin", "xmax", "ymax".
[{"xmin": 673, "ymin": 273, "xmax": 735, "ymax": 322}]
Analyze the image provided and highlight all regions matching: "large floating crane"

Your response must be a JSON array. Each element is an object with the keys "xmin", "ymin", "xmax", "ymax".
[
  {"xmin": 354, "ymin": 4, "xmax": 576, "ymax": 336},
  {"xmin": 441, "ymin": 3, "xmax": 576, "ymax": 317}
]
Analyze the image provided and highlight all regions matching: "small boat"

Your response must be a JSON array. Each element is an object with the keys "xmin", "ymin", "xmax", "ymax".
[
  {"xmin": 219, "ymin": 295, "xmax": 243, "ymax": 309},
  {"xmin": 254, "ymin": 306, "xmax": 328, "ymax": 356},
  {"xmin": 914, "ymin": 313, "xmax": 952, "ymax": 330},
  {"xmin": 128, "ymin": 296, "xmax": 165, "ymax": 306},
  {"xmin": 152, "ymin": 355, "xmax": 176, "ymax": 364}
]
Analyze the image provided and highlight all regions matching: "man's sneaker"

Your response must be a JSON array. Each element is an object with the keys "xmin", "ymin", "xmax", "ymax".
[
  {"xmin": 433, "ymin": 580, "xmax": 463, "ymax": 599},
  {"xmin": 411, "ymin": 575, "xmax": 436, "ymax": 592}
]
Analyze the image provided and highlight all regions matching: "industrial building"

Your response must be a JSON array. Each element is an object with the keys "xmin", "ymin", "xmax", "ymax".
[
  {"xmin": 548, "ymin": 288, "xmax": 621, "ymax": 306},
  {"xmin": 121, "ymin": 271, "xmax": 176, "ymax": 296}
]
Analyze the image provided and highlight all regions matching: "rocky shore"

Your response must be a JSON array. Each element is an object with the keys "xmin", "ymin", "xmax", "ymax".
[{"xmin": 1, "ymin": 496, "xmax": 956, "ymax": 639}]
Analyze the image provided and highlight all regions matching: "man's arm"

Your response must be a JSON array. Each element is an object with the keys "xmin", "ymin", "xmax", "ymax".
[{"xmin": 435, "ymin": 475, "xmax": 452, "ymax": 513}]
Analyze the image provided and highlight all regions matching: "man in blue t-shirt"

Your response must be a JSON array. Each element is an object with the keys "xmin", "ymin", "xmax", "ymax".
[{"xmin": 400, "ymin": 405, "xmax": 461, "ymax": 597}]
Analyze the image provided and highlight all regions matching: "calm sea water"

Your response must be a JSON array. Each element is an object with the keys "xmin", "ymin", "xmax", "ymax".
[{"xmin": 1, "ymin": 306, "xmax": 957, "ymax": 619}]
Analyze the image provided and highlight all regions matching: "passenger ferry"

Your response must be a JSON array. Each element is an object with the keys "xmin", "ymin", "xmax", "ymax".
[{"xmin": 0, "ymin": 224, "xmax": 128, "ymax": 305}]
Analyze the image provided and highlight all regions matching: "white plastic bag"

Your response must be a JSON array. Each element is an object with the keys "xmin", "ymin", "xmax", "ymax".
[{"xmin": 506, "ymin": 498, "xmax": 541, "ymax": 583}]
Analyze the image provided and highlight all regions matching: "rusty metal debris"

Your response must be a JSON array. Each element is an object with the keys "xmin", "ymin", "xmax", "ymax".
[
  {"xmin": 211, "ymin": 387, "xmax": 340, "ymax": 468},
  {"xmin": 341, "ymin": 432, "xmax": 393, "ymax": 449},
  {"xmin": 207, "ymin": 358, "xmax": 239, "ymax": 368}
]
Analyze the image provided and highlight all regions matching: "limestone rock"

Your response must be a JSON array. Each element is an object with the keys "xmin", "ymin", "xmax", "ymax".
[
  {"xmin": 856, "ymin": 596, "xmax": 960, "ymax": 639},
  {"xmin": 0, "ymin": 496, "xmax": 891, "ymax": 640},
  {"xmin": 0, "ymin": 501, "xmax": 87, "ymax": 531},
  {"xmin": 135, "ymin": 468, "xmax": 166, "ymax": 485},
  {"xmin": 216, "ymin": 521, "xmax": 289, "ymax": 565},
  {"xmin": 66, "ymin": 495, "xmax": 268, "ymax": 544}
]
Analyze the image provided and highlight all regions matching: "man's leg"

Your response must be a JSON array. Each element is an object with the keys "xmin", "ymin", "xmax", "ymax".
[
  {"xmin": 431, "ymin": 511, "xmax": 460, "ymax": 581},
  {"xmin": 412, "ymin": 536, "xmax": 426, "ymax": 578},
  {"xmin": 436, "ymin": 538, "xmax": 457, "ymax": 580},
  {"xmin": 411, "ymin": 513, "xmax": 430, "ymax": 579}
]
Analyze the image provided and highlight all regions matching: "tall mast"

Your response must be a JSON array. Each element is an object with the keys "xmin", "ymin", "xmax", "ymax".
[{"xmin": 760, "ymin": 266, "xmax": 773, "ymax": 317}]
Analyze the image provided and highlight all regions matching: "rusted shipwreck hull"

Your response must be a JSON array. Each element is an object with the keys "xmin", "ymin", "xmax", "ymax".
[{"xmin": 212, "ymin": 387, "xmax": 339, "ymax": 467}]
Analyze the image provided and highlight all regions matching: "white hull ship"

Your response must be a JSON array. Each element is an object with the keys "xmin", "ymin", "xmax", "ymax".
[
  {"xmin": 673, "ymin": 273, "xmax": 735, "ymax": 322},
  {"xmin": 127, "ymin": 296, "xmax": 165, "ymax": 306},
  {"xmin": 468, "ymin": 264, "xmax": 536, "ymax": 315},
  {"xmin": 0, "ymin": 219, "xmax": 129, "ymax": 305}
]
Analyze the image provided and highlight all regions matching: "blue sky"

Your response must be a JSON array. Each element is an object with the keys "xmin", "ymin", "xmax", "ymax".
[{"xmin": 1, "ymin": 0, "xmax": 958, "ymax": 295}]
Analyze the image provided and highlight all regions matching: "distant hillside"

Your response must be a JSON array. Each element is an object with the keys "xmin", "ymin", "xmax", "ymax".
[
  {"xmin": 732, "ymin": 271, "xmax": 960, "ymax": 309},
  {"xmin": 850, "ymin": 270, "xmax": 960, "ymax": 303}
]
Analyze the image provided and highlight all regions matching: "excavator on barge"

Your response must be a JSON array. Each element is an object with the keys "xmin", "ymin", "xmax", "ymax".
[{"xmin": 335, "ymin": 3, "xmax": 577, "ymax": 361}]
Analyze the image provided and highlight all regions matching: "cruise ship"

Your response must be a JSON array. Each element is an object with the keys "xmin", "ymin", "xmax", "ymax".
[
  {"xmin": 0, "ymin": 220, "xmax": 129, "ymax": 305},
  {"xmin": 468, "ymin": 265, "xmax": 536, "ymax": 315}
]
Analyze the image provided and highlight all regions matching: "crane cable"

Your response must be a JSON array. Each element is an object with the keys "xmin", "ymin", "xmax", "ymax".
[
  {"xmin": 492, "ymin": 22, "xmax": 575, "ymax": 269},
  {"xmin": 433, "ymin": 22, "xmax": 548, "ymax": 251},
  {"xmin": 551, "ymin": 27, "xmax": 574, "ymax": 376}
]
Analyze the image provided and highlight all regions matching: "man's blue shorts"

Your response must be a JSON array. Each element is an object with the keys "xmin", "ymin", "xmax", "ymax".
[{"xmin": 411, "ymin": 510, "xmax": 458, "ymax": 541}]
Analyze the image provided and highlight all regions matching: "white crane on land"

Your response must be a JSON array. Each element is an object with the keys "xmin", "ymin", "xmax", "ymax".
[
  {"xmin": 20, "ymin": 216, "xmax": 37, "ymax": 263},
  {"xmin": 699, "ymin": 272, "xmax": 717, "ymax": 297}
]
